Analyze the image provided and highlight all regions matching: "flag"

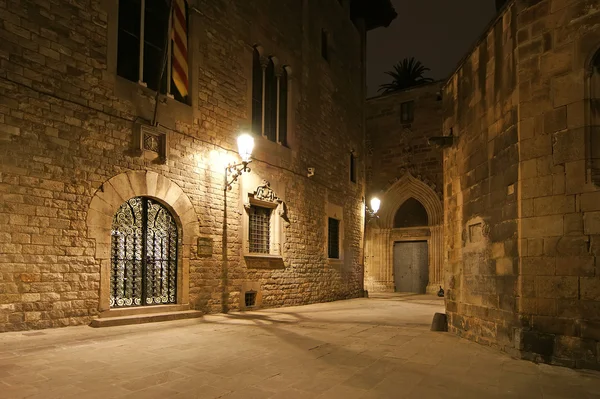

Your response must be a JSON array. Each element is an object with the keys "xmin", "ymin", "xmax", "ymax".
[{"xmin": 171, "ymin": 0, "xmax": 188, "ymax": 97}]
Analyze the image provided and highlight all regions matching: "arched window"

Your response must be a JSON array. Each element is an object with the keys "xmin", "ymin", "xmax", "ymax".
[
  {"xmin": 251, "ymin": 47, "xmax": 263, "ymax": 136},
  {"xmin": 589, "ymin": 49, "xmax": 600, "ymax": 184},
  {"xmin": 394, "ymin": 198, "xmax": 428, "ymax": 228},
  {"xmin": 251, "ymin": 49, "xmax": 290, "ymax": 146},
  {"xmin": 110, "ymin": 197, "xmax": 178, "ymax": 308},
  {"xmin": 264, "ymin": 58, "xmax": 278, "ymax": 142},
  {"xmin": 279, "ymin": 67, "xmax": 288, "ymax": 146}
]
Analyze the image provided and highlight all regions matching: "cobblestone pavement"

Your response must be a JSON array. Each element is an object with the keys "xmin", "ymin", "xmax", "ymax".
[{"xmin": 1, "ymin": 294, "xmax": 599, "ymax": 398}]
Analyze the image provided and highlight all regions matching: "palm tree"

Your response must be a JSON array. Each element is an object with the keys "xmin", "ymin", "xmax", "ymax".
[{"xmin": 378, "ymin": 57, "xmax": 434, "ymax": 93}]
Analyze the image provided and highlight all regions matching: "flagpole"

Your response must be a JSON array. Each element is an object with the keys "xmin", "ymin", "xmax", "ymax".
[{"xmin": 152, "ymin": 0, "xmax": 174, "ymax": 127}]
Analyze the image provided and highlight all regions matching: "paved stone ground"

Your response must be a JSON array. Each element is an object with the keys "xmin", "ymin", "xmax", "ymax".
[{"xmin": 1, "ymin": 294, "xmax": 599, "ymax": 399}]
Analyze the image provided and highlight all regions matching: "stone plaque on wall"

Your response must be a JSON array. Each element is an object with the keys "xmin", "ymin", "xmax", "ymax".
[{"xmin": 197, "ymin": 237, "xmax": 213, "ymax": 257}]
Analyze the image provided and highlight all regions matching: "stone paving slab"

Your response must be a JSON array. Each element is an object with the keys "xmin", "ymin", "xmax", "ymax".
[{"xmin": 1, "ymin": 294, "xmax": 599, "ymax": 398}]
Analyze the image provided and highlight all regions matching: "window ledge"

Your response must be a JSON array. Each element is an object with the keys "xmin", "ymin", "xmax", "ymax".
[
  {"xmin": 244, "ymin": 253, "xmax": 283, "ymax": 259},
  {"xmin": 328, "ymin": 258, "xmax": 343, "ymax": 264}
]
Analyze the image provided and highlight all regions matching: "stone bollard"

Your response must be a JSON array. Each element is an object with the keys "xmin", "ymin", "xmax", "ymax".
[{"xmin": 431, "ymin": 312, "xmax": 448, "ymax": 332}]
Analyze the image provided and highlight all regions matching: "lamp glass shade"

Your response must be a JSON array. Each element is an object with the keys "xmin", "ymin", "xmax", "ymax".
[
  {"xmin": 370, "ymin": 197, "xmax": 381, "ymax": 213},
  {"xmin": 237, "ymin": 133, "xmax": 254, "ymax": 162}
]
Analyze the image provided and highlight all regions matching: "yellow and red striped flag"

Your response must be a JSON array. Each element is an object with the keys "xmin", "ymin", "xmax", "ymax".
[{"xmin": 172, "ymin": 0, "xmax": 188, "ymax": 97}]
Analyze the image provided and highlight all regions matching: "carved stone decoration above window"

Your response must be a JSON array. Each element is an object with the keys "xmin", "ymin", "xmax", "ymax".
[
  {"xmin": 133, "ymin": 124, "xmax": 169, "ymax": 164},
  {"xmin": 248, "ymin": 180, "xmax": 281, "ymax": 205}
]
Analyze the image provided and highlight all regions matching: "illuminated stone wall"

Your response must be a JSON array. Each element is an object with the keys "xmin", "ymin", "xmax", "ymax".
[
  {"xmin": 444, "ymin": 0, "xmax": 600, "ymax": 369},
  {"xmin": 0, "ymin": 0, "xmax": 372, "ymax": 331}
]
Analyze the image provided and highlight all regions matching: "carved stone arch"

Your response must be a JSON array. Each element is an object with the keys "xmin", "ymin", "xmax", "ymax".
[
  {"xmin": 379, "ymin": 172, "xmax": 443, "ymax": 229},
  {"xmin": 86, "ymin": 170, "xmax": 199, "ymax": 312}
]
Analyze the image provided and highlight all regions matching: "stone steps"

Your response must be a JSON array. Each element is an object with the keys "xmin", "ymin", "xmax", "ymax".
[{"xmin": 90, "ymin": 310, "xmax": 203, "ymax": 328}]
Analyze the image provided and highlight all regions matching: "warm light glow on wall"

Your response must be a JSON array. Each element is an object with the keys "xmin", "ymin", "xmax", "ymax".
[{"xmin": 208, "ymin": 150, "xmax": 235, "ymax": 173}]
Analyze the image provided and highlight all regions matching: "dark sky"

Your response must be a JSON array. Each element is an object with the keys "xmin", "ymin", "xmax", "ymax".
[{"xmin": 366, "ymin": 0, "xmax": 497, "ymax": 97}]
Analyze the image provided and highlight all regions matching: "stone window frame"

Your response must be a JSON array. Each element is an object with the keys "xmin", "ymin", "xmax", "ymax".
[
  {"xmin": 87, "ymin": 171, "xmax": 199, "ymax": 314},
  {"xmin": 241, "ymin": 176, "xmax": 286, "ymax": 259},
  {"xmin": 104, "ymin": 0, "xmax": 195, "ymax": 125},
  {"xmin": 400, "ymin": 100, "xmax": 415, "ymax": 124},
  {"xmin": 325, "ymin": 202, "xmax": 344, "ymax": 264},
  {"xmin": 349, "ymin": 150, "xmax": 357, "ymax": 184},
  {"xmin": 251, "ymin": 45, "xmax": 293, "ymax": 148}
]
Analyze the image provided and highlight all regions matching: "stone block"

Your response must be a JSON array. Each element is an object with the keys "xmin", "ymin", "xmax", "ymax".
[
  {"xmin": 522, "ymin": 256, "xmax": 555, "ymax": 275},
  {"xmin": 565, "ymin": 160, "xmax": 586, "ymax": 195},
  {"xmin": 527, "ymin": 238, "xmax": 544, "ymax": 256},
  {"xmin": 544, "ymin": 106, "xmax": 567, "ymax": 134},
  {"xmin": 551, "ymin": 72, "xmax": 584, "ymax": 108},
  {"xmin": 555, "ymin": 255, "xmax": 595, "ymax": 276},
  {"xmin": 536, "ymin": 276, "xmax": 578, "ymax": 299},
  {"xmin": 533, "ymin": 195, "xmax": 574, "ymax": 216},
  {"xmin": 495, "ymin": 257, "xmax": 515, "ymax": 275},
  {"xmin": 580, "ymin": 192, "xmax": 600, "ymax": 212},
  {"xmin": 522, "ymin": 176, "xmax": 553, "ymax": 199},
  {"xmin": 520, "ymin": 135, "xmax": 552, "ymax": 161},
  {"xmin": 584, "ymin": 211, "xmax": 600, "ymax": 234},
  {"xmin": 522, "ymin": 215, "xmax": 564, "ymax": 238},
  {"xmin": 581, "ymin": 278, "xmax": 600, "ymax": 301},
  {"xmin": 556, "ymin": 236, "xmax": 589, "ymax": 256},
  {"xmin": 552, "ymin": 128, "xmax": 585, "ymax": 165}
]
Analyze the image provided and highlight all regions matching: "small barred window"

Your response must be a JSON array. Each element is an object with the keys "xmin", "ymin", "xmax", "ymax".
[{"xmin": 248, "ymin": 205, "xmax": 271, "ymax": 254}]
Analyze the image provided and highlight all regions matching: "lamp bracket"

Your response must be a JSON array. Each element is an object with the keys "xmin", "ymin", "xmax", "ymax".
[{"xmin": 225, "ymin": 160, "xmax": 251, "ymax": 191}]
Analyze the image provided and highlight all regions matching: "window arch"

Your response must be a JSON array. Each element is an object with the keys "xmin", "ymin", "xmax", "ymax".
[
  {"xmin": 110, "ymin": 197, "xmax": 178, "ymax": 308},
  {"xmin": 589, "ymin": 48, "xmax": 600, "ymax": 184},
  {"xmin": 393, "ymin": 198, "xmax": 428, "ymax": 228}
]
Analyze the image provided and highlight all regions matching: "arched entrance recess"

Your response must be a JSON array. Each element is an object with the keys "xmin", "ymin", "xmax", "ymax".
[
  {"xmin": 365, "ymin": 172, "xmax": 443, "ymax": 294},
  {"xmin": 87, "ymin": 171, "xmax": 199, "ymax": 313}
]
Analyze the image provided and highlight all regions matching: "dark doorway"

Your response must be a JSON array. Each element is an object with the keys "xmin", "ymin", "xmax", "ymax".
[{"xmin": 393, "ymin": 241, "xmax": 428, "ymax": 293}]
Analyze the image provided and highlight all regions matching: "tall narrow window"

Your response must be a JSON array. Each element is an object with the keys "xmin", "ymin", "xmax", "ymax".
[
  {"xmin": 400, "ymin": 100, "xmax": 415, "ymax": 124},
  {"xmin": 249, "ymin": 205, "xmax": 271, "ymax": 254},
  {"xmin": 264, "ymin": 58, "xmax": 277, "ymax": 142},
  {"xmin": 328, "ymin": 217, "xmax": 340, "ymax": 259},
  {"xmin": 279, "ymin": 67, "xmax": 288, "ymax": 146},
  {"xmin": 252, "ymin": 48, "xmax": 263, "ymax": 136},
  {"xmin": 350, "ymin": 152, "xmax": 356, "ymax": 183},
  {"xmin": 321, "ymin": 30, "xmax": 329, "ymax": 61},
  {"xmin": 117, "ymin": 0, "xmax": 189, "ymax": 103}
]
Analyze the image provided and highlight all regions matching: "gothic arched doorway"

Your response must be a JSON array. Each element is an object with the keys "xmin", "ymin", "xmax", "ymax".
[{"xmin": 110, "ymin": 197, "xmax": 178, "ymax": 308}]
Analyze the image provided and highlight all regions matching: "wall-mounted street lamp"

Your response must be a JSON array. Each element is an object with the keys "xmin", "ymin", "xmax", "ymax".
[
  {"xmin": 366, "ymin": 197, "xmax": 381, "ymax": 219},
  {"xmin": 225, "ymin": 133, "xmax": 254, "ymax": 191}
]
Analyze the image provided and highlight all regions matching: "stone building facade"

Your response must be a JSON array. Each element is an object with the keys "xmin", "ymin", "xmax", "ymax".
[
  {"xmin": 443, "ymin": 0, "xmax": 600, "ymax": 368},
  {"xmin": 364, "ymin": 82, "xmax": 445, "ymax": 294},
  {"xmin": 0, "ymin": 0, "xmax": 396, "ymax": 331}
]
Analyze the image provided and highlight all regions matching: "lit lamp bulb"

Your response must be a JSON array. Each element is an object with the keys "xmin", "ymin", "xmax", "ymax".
[
  {"xmin": 237, "ymin": 133, "xmax": 254, "ymax": 163},
  {"xmin": 370, "ymin": 197, "xmax": 381, "ymax": 214}
]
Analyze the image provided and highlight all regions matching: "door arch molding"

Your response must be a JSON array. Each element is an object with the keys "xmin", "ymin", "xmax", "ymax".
[{"xmin": 87, "ymin": 171, "xmax": 199, "ymax": 312}]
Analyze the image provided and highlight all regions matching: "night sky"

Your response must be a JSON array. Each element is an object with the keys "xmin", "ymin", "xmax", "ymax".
[{"xmin": 366, "ymin": 0, "xmax": 497, "ymax": 97}]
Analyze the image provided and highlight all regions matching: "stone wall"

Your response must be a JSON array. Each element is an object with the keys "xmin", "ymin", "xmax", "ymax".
[
  {"xmin": 0, "ymin": 0, "xmax": 376, "ymax": 331},
  {"xmin": 366, "ymin": 82, "xmax": 444, "ymax": 195},
  {"xmin": 443, "ymin": 0, "xmax": 600, "ymax": 369},
  {"xmin": 364, "ymin": 83, "xmax": 445, "ymax": 294}
]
